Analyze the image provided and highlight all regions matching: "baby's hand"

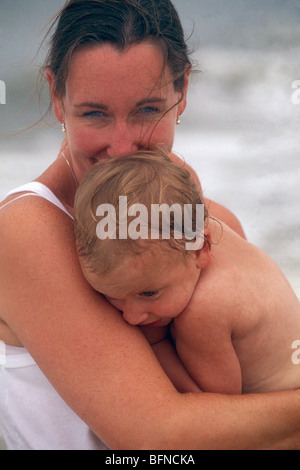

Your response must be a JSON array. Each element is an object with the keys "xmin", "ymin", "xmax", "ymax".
[
  {"xmin": 139, "ymin": 325, "xmax": 169, "ymax": 345},
  {"xmin": 140, "ymin": 326, "xmax": 203, "ymax": 393}
]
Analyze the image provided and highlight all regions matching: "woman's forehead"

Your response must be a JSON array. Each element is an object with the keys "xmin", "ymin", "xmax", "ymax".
[{"xmin": 65, "ymin": 42, "xmax": 174, "ymax": 99}]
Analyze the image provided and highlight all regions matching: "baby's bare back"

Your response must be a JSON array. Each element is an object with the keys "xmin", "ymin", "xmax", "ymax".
[{"xmin": 174, "ymin": 221, "xmax": 300, "ymax": 394}]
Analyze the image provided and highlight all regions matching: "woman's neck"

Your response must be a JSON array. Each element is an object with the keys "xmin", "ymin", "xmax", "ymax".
[{"xmin": 36, "ymin": 154, "xmax": 77, "ymax": 215}]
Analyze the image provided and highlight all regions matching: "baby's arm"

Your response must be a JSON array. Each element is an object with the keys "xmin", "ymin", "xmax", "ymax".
[
  {"xmin": 174, "ymin": 307, "xmax": 242, "ymax": 395},
  {"xmin": 140, "ymin": 325, "xmax": 202, "ymax": 393}
]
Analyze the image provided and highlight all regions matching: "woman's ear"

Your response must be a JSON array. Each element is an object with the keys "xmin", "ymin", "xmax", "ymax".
[
  {"xmin": 194, "ymin": 230, "xmax": 212, "ymax": 270},
  {"xmin": 177, "ymin": 68, "xmax": 191, "ymax": 117},
  {"xmin": 46, "ymin": 68, "xmax": 64, "ymax": 124}
]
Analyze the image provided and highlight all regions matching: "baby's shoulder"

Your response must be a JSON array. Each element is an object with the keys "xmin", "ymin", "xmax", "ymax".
[{"xmin": 175, "ymin": 257, "xmax": 260, "ymax": 339}]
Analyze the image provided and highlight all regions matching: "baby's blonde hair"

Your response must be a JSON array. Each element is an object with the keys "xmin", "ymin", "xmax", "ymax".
[{"xmin": 74, "ymin": 148, "xmax": 208, "ymax": 275}]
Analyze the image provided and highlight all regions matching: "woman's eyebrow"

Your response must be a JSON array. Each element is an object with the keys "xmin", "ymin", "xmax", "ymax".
[
  {"xmin": 74, "ymin": 98, "xmax": 167, "ymax": 109},
  {"xmin": 135, "ymin": 97, "xmax": 167, "ymax": 107},
  {"xmin": 74, "ymin": 102, "xmax": 108, "ymax": 109}
]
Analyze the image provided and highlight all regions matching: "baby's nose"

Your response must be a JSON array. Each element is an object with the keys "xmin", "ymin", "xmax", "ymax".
[{"xmin": 122, "ymin": 307, "xmax": 149, "ymax": 326}]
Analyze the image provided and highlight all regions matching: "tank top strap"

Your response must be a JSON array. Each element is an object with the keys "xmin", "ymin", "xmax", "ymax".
[
  {"xmin": 3, "ymin": 182, "xmax": 74, "ymax": 220},
  {"xmin": 0, "ymin": 341, "xmax": 36, "ymax": 368}
]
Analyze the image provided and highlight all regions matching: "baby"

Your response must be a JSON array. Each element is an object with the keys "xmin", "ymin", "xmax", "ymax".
[{"xmin": 74, "ymin": 149, "xmax": 300, "ymax": 394}]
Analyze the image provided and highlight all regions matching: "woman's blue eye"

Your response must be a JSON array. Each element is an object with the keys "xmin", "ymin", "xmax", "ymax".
[
  {"xmin": 139, "ymin": 107, "xmax": 159, "ymax": 115},
  {"xmin": 84, "ymin": 111, "xmax": 104, "ymax": 118}
]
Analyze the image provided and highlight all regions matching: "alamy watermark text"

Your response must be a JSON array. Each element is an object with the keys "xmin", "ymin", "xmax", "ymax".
[{"xmin": 95, "ymin": 196, "xmax": 205, "ymax": 250}]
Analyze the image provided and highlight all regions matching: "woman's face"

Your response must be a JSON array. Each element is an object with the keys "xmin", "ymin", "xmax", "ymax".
[{"xmin": 50, "ymin": 41, "xmax": 189, "ymax": 182}]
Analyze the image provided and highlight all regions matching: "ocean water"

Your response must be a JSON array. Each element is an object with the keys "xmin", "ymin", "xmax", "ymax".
[
  {"xmin": 174, "ymin": 44, "xmax": 300, "ymax": 298},
  {"xmin": 1, "ymin": 47, "xmax": 299, "ymax": 298},
  {"xmin": 0, "ymin": 2, "xmax": 299, "ymax": 295}
]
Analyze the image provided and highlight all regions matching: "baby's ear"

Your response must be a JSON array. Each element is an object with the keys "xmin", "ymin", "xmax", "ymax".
[{"xmin": 194, "ymin": 230, "xmax": 212, "ymax": 269}]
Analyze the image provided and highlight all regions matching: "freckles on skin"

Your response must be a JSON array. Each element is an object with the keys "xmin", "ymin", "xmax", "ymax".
[{"xmin": 60, "ymin": 42, "xmax": 181, "ymax": 180}]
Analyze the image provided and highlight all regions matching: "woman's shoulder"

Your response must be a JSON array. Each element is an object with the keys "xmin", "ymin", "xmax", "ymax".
[
  {"xmin": 0, "ymin": 181, "xmax": 74, "ymax": 218},
  {"xmin": 0, "ymin": 190, "xmax": 76, "ymax": 340},
  {"xmin": 0, "ymin": 187, "xmax": 76, "ymax": 292},
  {"xmin": 0, "ymin": 188, "xmax": 75, "ymax": 259}
]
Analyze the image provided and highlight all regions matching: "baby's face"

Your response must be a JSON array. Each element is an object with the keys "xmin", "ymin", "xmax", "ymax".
[{"xmin": 84, "ymin": 243, "xmax": 202, "ymax": 327}]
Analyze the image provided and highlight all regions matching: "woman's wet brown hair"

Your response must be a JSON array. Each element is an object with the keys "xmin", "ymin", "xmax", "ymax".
[{"xmin": 42, "ymin": 0, "xmax": 192, "ymax": 108}]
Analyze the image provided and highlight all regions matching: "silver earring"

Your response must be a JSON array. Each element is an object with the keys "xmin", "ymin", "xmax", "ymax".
[
  {"xmin": 62, "ymin": 122, "xmax": 66, "ymax": 133},
  {"xmin": 176, "ymin": 115, "xmax": 181, "ymax": 125}
]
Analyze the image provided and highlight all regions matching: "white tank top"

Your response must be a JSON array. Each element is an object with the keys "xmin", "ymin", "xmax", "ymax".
[{"xmin": 0, "ymin": 183, "xmax": 108, "ymax": 450}]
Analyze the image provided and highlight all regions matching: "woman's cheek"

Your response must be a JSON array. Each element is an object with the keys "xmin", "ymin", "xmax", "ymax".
[{"xmin": 70, "ymin": 125, "xmax": 106, "ymax": 158}]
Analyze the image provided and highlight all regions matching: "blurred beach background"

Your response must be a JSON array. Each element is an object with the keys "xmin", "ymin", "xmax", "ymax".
[{"xmin": 1, "ymin": 0, "xmax": 300, "ymax": 449}]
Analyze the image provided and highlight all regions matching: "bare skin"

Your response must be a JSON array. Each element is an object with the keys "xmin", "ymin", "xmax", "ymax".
[
  {"xmin": 174, "ymin": 222, "xmax": 300, "ymax": 394},
  {"xmin": 90, "ymin": 220, "xmax": 300, "ymax": 395},
  {"xmin": 0, "ymin": 42, "xmax": 299, "ymax": 449}
]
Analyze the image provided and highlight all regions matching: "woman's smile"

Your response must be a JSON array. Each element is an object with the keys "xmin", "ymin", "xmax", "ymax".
[{"xmin": 53, "ymin": 42, "xmax": 188, "ymax": 183}]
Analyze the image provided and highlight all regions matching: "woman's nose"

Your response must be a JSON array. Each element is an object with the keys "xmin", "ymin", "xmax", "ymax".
[{"xmin": 106, "ymin": 121, "xmax": 140, "ymax": 158}]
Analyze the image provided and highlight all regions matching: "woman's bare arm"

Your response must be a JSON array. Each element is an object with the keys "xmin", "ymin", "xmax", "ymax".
[{"xmin": 0, "ymin": 197, "xmax": 299, "ymax": 450}]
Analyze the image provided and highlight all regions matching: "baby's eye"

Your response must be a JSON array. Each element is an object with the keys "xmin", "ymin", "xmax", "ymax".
[{"xmin": 140, "ymin": 291, "xmax": 157, "ymax": 298}]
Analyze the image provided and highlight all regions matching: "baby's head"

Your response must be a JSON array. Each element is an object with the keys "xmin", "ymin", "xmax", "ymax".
[{"xmin": 74, "ymin": 148, "xmax": 211, "ymax": 326}]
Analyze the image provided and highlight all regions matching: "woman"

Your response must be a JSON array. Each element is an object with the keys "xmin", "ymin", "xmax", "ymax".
[{"xmin": 0, "ymin": 0, "xmax": 299, "ymax": 450}]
